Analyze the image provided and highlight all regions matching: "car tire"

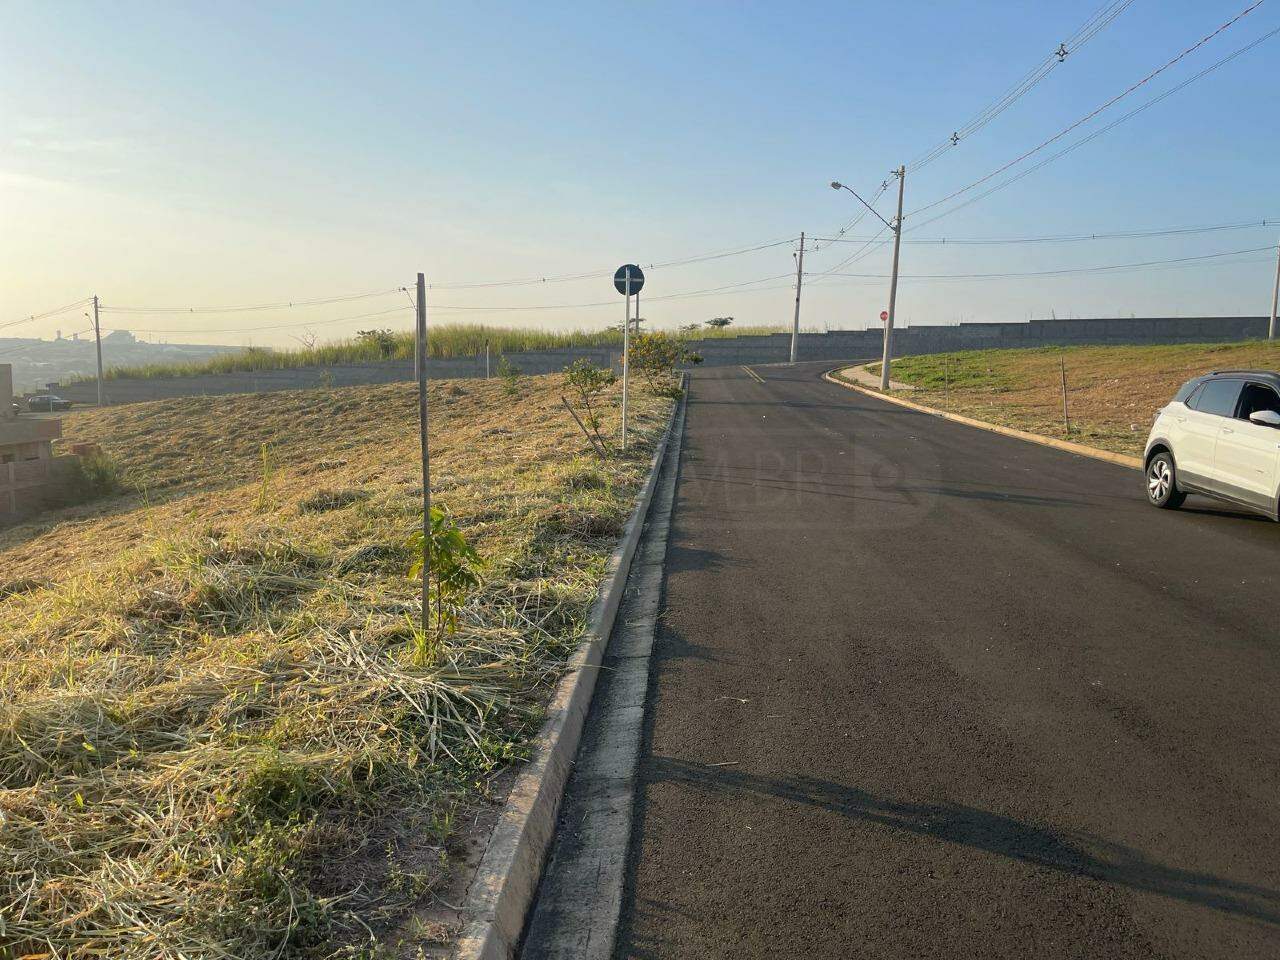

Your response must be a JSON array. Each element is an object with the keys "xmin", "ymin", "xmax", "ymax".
[{"xmin": 1146, "ymin": 451, "xmax": 1185, "ymax": 509}]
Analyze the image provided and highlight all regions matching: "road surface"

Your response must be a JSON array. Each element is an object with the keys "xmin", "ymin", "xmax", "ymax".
[{"xmin": 612, "ymin": 362, "xmax": 1279, "ymax": 959}]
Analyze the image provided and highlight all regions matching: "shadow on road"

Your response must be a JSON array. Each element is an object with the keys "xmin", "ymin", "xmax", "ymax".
[{"xmin": 640, "ymin": 755, "xmax": 1280, "ymax": 927}]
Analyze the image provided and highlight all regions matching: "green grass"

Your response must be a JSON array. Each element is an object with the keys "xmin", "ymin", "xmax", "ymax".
[
  {"xmin": 859, "ymin": 340, "xmax": 1280, "ymax": 457},
  {"xmin": 81, "ymin": 323, "xmax": 790, "ymax": 383}
]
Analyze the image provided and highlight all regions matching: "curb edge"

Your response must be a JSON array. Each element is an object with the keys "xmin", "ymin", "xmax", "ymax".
[
  {"xmin": 822, "ymin": 367, "xmax": 1143, "ymax": 472},
  {"xmin": 451, "ymin": 379, "xmax": 687, "ymax": 960}
]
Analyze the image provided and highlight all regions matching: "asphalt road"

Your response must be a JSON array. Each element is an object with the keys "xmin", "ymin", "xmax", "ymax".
[{"xmin": 615, "ymin": 362, "xmax": 1280, "ymax": 959}]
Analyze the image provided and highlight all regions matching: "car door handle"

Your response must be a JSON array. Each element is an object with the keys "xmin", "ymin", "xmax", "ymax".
[
  {"xmin": 1221, "ymin": 427, "xmax": 1234, "ymax": 435},
  {"xmin": 1175, "ymin": 416, "xmax": 1187, "ymax": 423}
]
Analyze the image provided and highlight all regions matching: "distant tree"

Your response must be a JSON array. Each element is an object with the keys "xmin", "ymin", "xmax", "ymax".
[
  {"xmin": 356, "ymin": 328, "xmax": 400, "ymax": 358},
  {"xmin": 705, "ymin": 317, "xmax": 734, "ymax": 328}
]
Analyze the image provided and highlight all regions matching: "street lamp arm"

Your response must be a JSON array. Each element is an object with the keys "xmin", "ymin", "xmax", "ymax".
[{"xmin": 829, "ymin": 181, "xmax": 895, "ymax": 232}]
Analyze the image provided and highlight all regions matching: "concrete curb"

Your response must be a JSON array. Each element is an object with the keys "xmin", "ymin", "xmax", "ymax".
[
  {"xmin": 823, "ymin": 368, "xmax": 1143, "ymax": 472},
  {"xmin": 451, "ymin": 382, "xmax": 687, "ymax": 960}
]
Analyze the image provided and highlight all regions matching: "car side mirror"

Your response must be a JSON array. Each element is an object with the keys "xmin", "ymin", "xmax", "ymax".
[{"xmin": 1248, "ymin": 409, "xmax": 1280, "ymax": 428}]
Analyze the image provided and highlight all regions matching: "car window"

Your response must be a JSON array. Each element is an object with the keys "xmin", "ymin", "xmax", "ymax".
[
  {"xmin": 1237, "ymin": 382, "xmax": 1280, "ymax": 420},
  {"xmin": 1173, "ymin": 379, "xmax": 1201, "ymax": 404},
  {"xmin": 1184, "ymin": 383, "xmax": 1206, "ymax": 410},
  {"xmin": 1193, "ymin": 379, "xmax": 1243, "ymax": 417}
]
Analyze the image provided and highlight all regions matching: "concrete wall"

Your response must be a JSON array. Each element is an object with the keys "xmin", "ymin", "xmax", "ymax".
[{"xmin": 46, "ymin": 316, "xmax": 1270, "ymax": 408}]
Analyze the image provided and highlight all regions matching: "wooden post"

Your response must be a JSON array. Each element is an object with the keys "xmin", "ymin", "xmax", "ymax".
[{"xmin": 1060, "ymin": 356, "xmax": 1071, "ymax": 436}]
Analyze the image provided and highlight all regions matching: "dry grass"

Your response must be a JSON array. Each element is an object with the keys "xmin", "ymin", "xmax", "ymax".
[
  {"xmin": 0, "ymin": 373, "xmax": 671, "ymax": 959},
  {"xmin": 866, "ymin": 341, "xmax": 1280, "ymax": 457}
]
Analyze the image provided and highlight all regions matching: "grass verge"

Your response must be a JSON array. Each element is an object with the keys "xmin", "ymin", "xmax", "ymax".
[
  {"xmin": 0, "ymin": 373, "xmax": 670, "ymax": 959},
  {"xmin": 865, "ymin": 341, "xmax": 1280, "ymax": 458}
]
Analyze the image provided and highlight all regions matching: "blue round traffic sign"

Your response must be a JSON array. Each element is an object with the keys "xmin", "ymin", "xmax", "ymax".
[{"xmin": 614, "ymin": 264, "xmax": 644, "ymax": 295}]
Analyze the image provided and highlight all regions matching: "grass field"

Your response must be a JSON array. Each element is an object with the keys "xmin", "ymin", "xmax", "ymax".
[
  {"xmin": 0, "ymin": 373, "xmax": 671, "ymax": 958},
  {"xmin": 866, "ymin": 340, "xmax": 1280, "ymax": 458},
  {"xmin": 84, "ymin": 323, "xmax": 789, "ymax": 383}
]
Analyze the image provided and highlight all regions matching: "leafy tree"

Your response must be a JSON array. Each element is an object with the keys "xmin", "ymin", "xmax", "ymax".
[{"xmin": 705, "ymin": 317, "xmax": 734, "ymax": 328}]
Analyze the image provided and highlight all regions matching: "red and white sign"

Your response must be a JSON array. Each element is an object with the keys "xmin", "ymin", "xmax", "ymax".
[{"xmin": 879, "ymin": 310, "xmax": 889, "ymax": 322}]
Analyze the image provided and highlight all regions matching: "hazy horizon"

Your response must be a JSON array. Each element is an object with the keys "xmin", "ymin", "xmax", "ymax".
[{"xmin": 3, "ymin": 1, "xmax": 1277, "ymax": 347}]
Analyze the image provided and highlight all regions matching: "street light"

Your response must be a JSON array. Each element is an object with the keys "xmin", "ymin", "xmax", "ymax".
[{"xmin": 830, "ymin": 170, "xmax": 906, "ymax": 391}]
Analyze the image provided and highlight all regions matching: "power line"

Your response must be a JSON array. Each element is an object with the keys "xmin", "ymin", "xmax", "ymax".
[
  {"xmin": 100, "ymin": 288, "xmax": 404, "ymax": 315},
  {"xmin": 115, "ymin": 305, "xmax": 413, "ymax": 335},
  {"xmin": 910, "ymin": 1, "xmax": 1267, "ymax": 218},
  {"xmin": 0, "ymin": 297, "xmax": 93, "ymax": 334},
  {"xmin": 815, "ymin": 245, "xmax": 1277, "ymax": 282},
  {"xmin": 907, "ymin": 24, "xmax": 1280, "ymax": 232},
  {"xmin": 810, "ymin": 218, "xmax": 1280, "ymax": 246},
  {"xmin": 907, "ymin": 0, "xmax": 1137, "ymax": 172},
  {"xmin": 425, "ymin": 237, "xmax": 797, "ymax": 289}
]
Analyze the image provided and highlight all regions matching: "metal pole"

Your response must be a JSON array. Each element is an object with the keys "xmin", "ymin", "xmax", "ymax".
[
  {"xmin": 415, "ymin": 272, "xmax": 431, "ymax": 636},
  {"xmin": 634, "ymin": 287, "xmax": 640, "ymax": 336},
  {"xmin": 1269, "ymin": 239, "xmax": 1279, "ymax": 341},
  {"xmin": 1060, "ymin": 356, "xmax": 1071, "ymax": 435},
  {"xmin": 881, "ymin": 166, "xmax": 906, "ymax": 391},
  {"xmin": 790, "ymin": 232, "xmax": 805, "ymax": 364},
  {"xmin": 621, "ymin": 270, "xmax": 632, "ymax": 452},
  {"xmin": 92, "ymin": 295, "xmax": 104, "ymax": 407}
]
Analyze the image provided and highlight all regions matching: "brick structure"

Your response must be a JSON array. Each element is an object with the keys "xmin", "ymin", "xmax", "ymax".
[{"xmin": 1, "ymin": 363, "xmax": 82, "ymax": 520}]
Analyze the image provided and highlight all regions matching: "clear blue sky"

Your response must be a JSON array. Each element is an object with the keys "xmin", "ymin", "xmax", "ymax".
[{"xmin": 2, "ymin": 1, "xmax": 1277, "ymax": 345}]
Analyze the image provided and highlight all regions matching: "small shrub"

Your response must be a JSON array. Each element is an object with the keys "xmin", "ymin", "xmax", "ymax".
[
  {"xmin": 628, "ymin": 331, "xmax": 701, "ymax": 395},
  {"xmin": 406, "ymin": 506, "xmax": 484, "ymax": 646},
  {"xmin": 562, "ymin": 359, "xmax": 616, "ymax": 454},
  {"xmin": 497, "ymin": 356, "xmax": 521, "ymax": 396},
  {"xmin": 74, "ymin": 448, "xmax": 123, "ymax": 497}
]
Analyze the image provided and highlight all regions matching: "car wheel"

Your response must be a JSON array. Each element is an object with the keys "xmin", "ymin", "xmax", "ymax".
[{"xmin": 1146, "ymin": 452, "xmax": 1186, "ymax": 509}]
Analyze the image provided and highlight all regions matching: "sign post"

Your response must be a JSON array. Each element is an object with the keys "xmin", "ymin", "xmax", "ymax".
[{"xmin": 614, "ymin": 264, "xmax": 645, "ymax": 452}]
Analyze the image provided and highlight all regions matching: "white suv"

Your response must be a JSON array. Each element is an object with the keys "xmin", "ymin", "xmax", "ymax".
[{"xmin": 1144, "ymin": 370, "xmax": 1280, "ymax": 520}]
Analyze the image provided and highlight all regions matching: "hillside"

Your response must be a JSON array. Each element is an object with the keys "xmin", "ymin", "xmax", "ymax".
[
  {"xmin": 75, "ymin": 322, "xmax": 788, "ymax": 384},
  {"xmin": 0, "ymin": 373, "xmax": 671, "ymax": 958},
  {"xmin": 866, "ymin": 340, "xmax": 1280, "ymax": 457}
]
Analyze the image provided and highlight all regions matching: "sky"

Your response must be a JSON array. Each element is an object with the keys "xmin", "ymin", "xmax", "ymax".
[{"xmin": 2, "ymin": 0, "xmax": 1278, "ymax": 347}]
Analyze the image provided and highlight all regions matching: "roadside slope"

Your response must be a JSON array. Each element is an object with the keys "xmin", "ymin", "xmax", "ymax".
[{"xmin": 0, "ymin": 375, "xmax": 670, "ymax": 959}]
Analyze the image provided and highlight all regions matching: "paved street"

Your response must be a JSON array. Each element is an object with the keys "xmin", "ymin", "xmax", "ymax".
[{"xmin": 610, "ymin": 362, "xmax": 1279, "ymax": 958}]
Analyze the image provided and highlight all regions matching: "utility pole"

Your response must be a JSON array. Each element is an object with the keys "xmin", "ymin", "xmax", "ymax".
[
  {"xmin": 92, "ymin": 296, "xmax": 104, "ymax": 409},
  {"xmin": 790, "ymin": 232, "xmax": 805, "ymax": 364},
  {"xmin": 415, "ymin": 272, "xmax": 431, "ymax": 636},
  {"xmin": 882, "ymin": 166, "xmax": 906, "ymax": 391},
  {"xmin": 1270, "ymin": 239, "xmax": 1279, "ymax": 341},
  {"xmin": 621, "ymin": 269, "xmax": 632, "ymax": 452}
]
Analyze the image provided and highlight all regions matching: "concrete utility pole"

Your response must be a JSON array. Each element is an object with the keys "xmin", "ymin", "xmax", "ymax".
[
  {"xmin": 621, "ymin": 269, "xmax": 632, "ymax": 452},
  {"xmin": 1269, "ymin": 239, "xmax": 1279, "ymax": 341},
  {"xmin": 90, "ymin": 296, "xmax": 103, "ymax": 409},
  {"xmin": 790, "ymin": 232, "xmax": 805, "ymax": 364},
  {"xmin": 415, "ymin": 272, "xmax": 431, "ymax": 636},
  {"xmin": 882, "ymin": 166, "xmax": 906, "ymax": 391}
]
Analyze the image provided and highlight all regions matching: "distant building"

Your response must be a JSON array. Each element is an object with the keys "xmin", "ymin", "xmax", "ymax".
[{"xmin": 103, "ymin": 329, "xmax": 137, "ymax": 344}]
